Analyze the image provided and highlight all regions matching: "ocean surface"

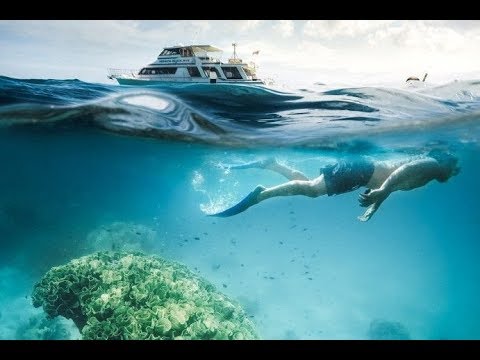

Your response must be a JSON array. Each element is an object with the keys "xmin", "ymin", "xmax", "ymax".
[{"xmin": 1, "ymin": 75, "xmax": 480, "ymax": 339}]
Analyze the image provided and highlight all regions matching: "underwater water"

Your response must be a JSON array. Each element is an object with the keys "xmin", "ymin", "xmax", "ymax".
[{"xmin": 0, "ymin": 75, "xmax": 480, "ymax": 339}]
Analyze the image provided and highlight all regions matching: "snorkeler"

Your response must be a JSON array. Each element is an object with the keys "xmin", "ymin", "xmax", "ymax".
[{"xmin": 209, "ymin": 149, "xmax": 460, "ymax": 222}]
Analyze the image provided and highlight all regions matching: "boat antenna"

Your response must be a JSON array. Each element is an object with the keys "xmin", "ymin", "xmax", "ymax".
[
  {"xmin": 232, "ymin": 43, "xmax": 237, "ymax": 61},
  {"xmin": 422, "ymin": 72, "xmax": 428, "ymax": 82}
]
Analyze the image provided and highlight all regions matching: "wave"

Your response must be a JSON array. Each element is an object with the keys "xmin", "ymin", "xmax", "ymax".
[{"xmin": 0, "ymin": 76, "xmax": 479, "ymax": 148}]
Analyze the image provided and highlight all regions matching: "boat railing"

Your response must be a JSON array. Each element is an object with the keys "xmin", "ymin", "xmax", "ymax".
[
  {"xmin": 139, "ymin": 76, "xmax": 197, "ymax": 81},
  {"xmin": 108, "ymin": 68, "xmax": 139, "ymax": 78},
  {"xmin": 108, "ymin": 69, "xmax": 202, "ymax": 82}
]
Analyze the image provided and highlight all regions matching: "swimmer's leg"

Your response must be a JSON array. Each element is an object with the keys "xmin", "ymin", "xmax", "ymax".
[
  {"xmin": 210, "ymin": 175, "xmax": 326, "ymax": 217},
  {"xmin": 227, "ymin": 157, "xmax": 310, "ymax": 181}
]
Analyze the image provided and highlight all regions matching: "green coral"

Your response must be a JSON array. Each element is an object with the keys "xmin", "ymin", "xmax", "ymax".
[{"xmin": 31, "ymin": 252, "xmax": 259, "ymax": 340}]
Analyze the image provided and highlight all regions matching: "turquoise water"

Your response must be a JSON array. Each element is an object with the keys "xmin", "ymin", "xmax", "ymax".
[{"xmin": 1, "ymin": 76, "xmax": 480, "ymax": 339}]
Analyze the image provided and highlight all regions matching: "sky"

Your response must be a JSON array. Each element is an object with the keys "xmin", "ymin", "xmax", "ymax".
[{"xmin": 0, "ymin": 20, "xmax": 479, "ymax": 87}]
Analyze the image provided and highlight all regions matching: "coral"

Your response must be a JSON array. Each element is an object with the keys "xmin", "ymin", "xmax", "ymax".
[
  {"xmin": 367, "ymin": 319, "xmax": 411, "ymax": 340},
  {"xmin": 84, "ymin": 222, "xmax": 157, "ymax": 253},
  {"xmin": 32, "ymin": 252, "xmax": 259, "ymax": 340}
]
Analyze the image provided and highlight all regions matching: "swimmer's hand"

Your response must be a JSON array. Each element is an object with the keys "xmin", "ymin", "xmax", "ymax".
[
  {"xmin": 358, "ymin": 188, "xmax": 388, "ymax": 222},
  {"xmin": 358, "ymin": 188, "xmax": 386, "ymax": 207},
  {"xmin": 208, "ymin": 185, "xmax": 266, "ymax": 217}
]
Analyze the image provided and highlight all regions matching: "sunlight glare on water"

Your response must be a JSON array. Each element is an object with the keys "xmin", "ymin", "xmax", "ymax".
[{"xmin": 121, "ymin": 94, "xmax": 170, "ymax": 111}]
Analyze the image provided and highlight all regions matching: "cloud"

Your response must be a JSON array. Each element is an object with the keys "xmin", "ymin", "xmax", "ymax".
[
  {"xmin": 239, "ymin": 20, "xmax": 262, "ymax": 32},
  {"xmin": 273, "ymin": 20, "xmax": 294, "ymax": 38},
  {"xmin": 303, "ymin": 20, "xmax": 394, "ymax": 39},
  {"xmin": 367, "ymin": 21, "xmax": 470, "ymax": 52},
  {"xmin": 235, "ymin": 39, "xmax": 335, "ymax": 76},
  {"xmin": 425, "ymin": 20, "xmax": 480, "ymax": 32}
]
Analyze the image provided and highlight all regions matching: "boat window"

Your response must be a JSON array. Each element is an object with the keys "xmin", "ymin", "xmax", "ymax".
[
  {"xmin": 160, "ymin": 48, "xmax": 181, "ymax": 56},
  {"xmin": 140, "ymin": 67, "xmax": 177, "ymax": 75},
  {"xmin": 152, "ymin": 67, "xmax": 177, "ymax": 74},
  {"xmin": 242, "ymin": 66, "xmax": 254, "ymax": 77},
  {"xmin": 187, "ymin": 67, "xmax": 201, "ymax": 77},
  {"xmin": 181, "ymin": 48, "xmax": 193, "ymax": 57},
  {"xmin": 202, "ymin": 67, "xmax": 221, "ymax": 78},
  {"xmin": 160, "ymin": 67, "xmax": 177, "ymax": 74},
  {"xmin": 221, "ymin": 66, "xmax": 242, "ymax": 79}
]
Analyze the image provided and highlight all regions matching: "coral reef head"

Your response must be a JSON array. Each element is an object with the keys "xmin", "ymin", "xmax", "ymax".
[{"xmin": 31, "ymin": 251, "xmax": 259, "ymax": 340}]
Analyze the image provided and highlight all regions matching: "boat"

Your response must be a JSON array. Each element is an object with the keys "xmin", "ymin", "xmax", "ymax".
[{"xmin": 108, "ymin": 43, "xmax": 264, "ymax": 85}]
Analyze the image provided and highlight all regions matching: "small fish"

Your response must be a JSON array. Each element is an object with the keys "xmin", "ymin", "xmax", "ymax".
[
  {"xmin": 222, "ymin": 284, "xmax": 228, "ymax": 288},
  {"xmin": 194, "ymin": 237, "xmax": 200, "ymax": 240},
  {"xmin": 136, "ymin": 232, "xmax": 141, "ymax": 235}
]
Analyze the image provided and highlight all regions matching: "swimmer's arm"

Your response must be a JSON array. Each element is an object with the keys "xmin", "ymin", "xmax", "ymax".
[
  {"xmin": 358, "ymin": 158, "xmax": 440, "ymax": 221},
  {"xmin": 374, "ymin": 158, "xmax": 440, "ymax": 194}
]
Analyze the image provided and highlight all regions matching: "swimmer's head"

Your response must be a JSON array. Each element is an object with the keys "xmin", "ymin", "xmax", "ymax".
[{"xmin": 428, "ymin": 149, "xmax": 460, "ymax": 182}]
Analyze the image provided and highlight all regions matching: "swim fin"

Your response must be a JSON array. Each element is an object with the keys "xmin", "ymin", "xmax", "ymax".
[{"xmin": 209, "ymin": 186, "xmax": 265, "ymax": 217}]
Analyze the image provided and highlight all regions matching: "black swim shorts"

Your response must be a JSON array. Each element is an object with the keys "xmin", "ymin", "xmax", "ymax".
[{"xmin": 321, "ymin": 157, "xmax": 375, "ymax": 196}]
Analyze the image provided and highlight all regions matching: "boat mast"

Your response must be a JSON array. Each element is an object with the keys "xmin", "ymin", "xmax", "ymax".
[
  {"xmin": 232, "ymin": 43, "xmax": 238, "ymax": 61},
  {"xmin": 228, "ymin": 43, "xmax": 242, "ymax": 64}
]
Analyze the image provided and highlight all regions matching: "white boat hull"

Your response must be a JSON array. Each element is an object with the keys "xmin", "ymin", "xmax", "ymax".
[{"xmin": 115, "ymin": 77, "xmax": 265, "ymax": 86}]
